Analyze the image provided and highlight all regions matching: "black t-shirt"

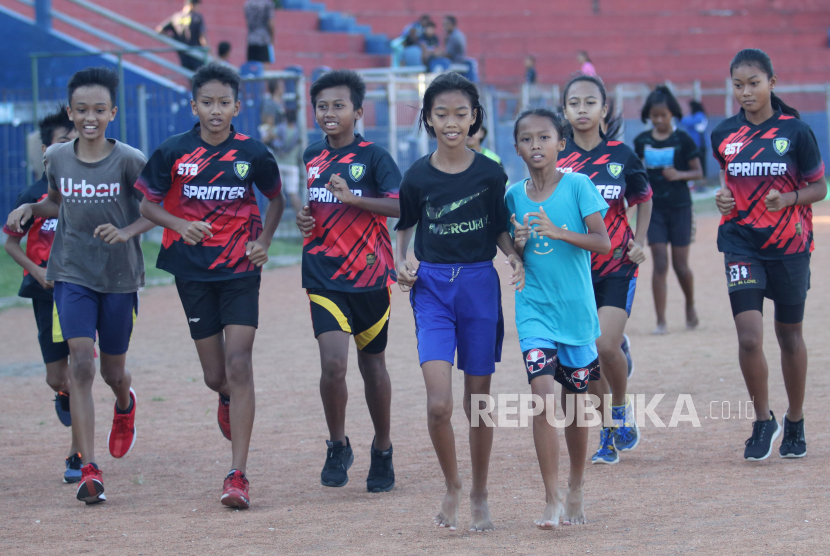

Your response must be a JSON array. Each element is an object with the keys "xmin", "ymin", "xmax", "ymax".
[
  {"xmin": 302, "ymin": 134, "xmax": 401, "ymax": 292},
  {"xmin": 711, "ymin": 109, "xmax": 825, "ymax": 259},
  {"xmin": 396, "ymin": 152, "xmax": 509, "ymax": 264},
  {"xmin": 135, "ymin": 125, "xmax": 282, "ymax": 281},
  {"xmin": 633, "ymin": 129, "xmax": 699, "ymax": 208}
]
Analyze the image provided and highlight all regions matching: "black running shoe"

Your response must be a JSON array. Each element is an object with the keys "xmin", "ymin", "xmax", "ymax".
[
  {"xmin": 366, "ymin": 439, "xmax": 395, "ymax": 493},
  {"xmin": 744, "ymin": 412, "xmax": 781, "ymax": 461},
  {"xmin": 54, "ymin": 392, "xmax": 71, "ymax": 427},
  {"xmin": 321, "ymin": 437, "xmax": 353, "ymax": 487},
  {"xmin": 779, "ymin": 413, "xmax": 806, "ymax": 458}
]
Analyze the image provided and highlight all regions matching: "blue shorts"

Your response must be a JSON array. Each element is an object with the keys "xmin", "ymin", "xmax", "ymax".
[
  {"xmin": 520, "ymin": 338, "xmax": 600, "ymax": 392},
  {"xmin": 410, "ymin": 261, "xmax": 504, "ymax": 376},
  {"xmin": 53, "ymin": 282, "xmax": 138, "ymax": 356}
]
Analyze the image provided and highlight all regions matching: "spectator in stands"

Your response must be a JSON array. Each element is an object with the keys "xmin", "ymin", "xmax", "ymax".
[
  {"xmin": 679, "ymin": 100, "xmax": 709, "ymax": 177},
  {"xmin": 156, "ymin": 0, "xmax": 208, "ymax": 71},
  {"xmin": 466, "ymin": 125, "xmax": 504, "ymax": 168},
  {"xmin": 262, "ymin": 108, "xmax": 304, "ymax": 216},
  {"xmin": 401, "ymin": 14, "xmax": 432, "ymax": 39},
  {"xmin": 525, "ymin": 55, "xmax": 537, "ymax": 84},
  {"xmin": 245, "ymin": 0, "xmax": 275, "ymax": 63},
  {"xmin": 261, "ymin": 79, "xmax": 285, "ymax": 127},
  {"xmin": 442, "ymin": 15, "xmax": 467, "ymax": 63},
  {"xmin": 578, "ymin": 50, "xmax": 596, "ymax": 76},
  {"xmin": 420, "ymin": 21, "xmax": 440, "ymax": 66},
  {"xmin": 217, "ymin": 41, "xmax": 237, "ymax": 71}
]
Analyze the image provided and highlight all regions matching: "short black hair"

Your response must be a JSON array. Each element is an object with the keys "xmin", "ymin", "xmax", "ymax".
[
  {"xmin": 513, "ymin": 108, "xmax": 566, "ymax": 143},
  {"xmin": 640, "ymin": 85, "xmax": 683, "ymax": 123},
  {"xmin": 689, "ymin": 100, "xmax": 706, "ymax": 115},
  {"xmin": 39, "ymin": 104, "xmax": 73, "ymax": 147},
  {"xmin": 67, "ymin": 67, "xmax": 119, "ymax": 105},
  {"xmin": 218, "ymin": 41, "xmax": 231, "ymax": 58},
  {"xmin": 192, "ymin": 62, "xmax": 241, "ymax": 101},
  {"xmin": 479, "ymin": 125, "xmax": 488, "ymax": 140},
  {"xmin": 310, "ymin": 69, "xmax": 366, "ymax": 110},
  {"xmin": 420, "ymin": 72, "xmax": 484, "ymax": 138},
  {"xmin": 445, "ymin": 15, "xmax": 457, "ymax": 27}
]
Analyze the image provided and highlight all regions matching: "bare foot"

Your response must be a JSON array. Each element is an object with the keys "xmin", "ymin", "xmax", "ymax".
[
  {"xmin": 651, "ymin": 323, "xmax": 669, "ymax": 335},
  {"xmin": 469, "ymin": 490, "xmax": 494, "ymax": 532},
  {"xmin": 534, "ymin": 494, "xmax": 564, "ymax": 529},
  {"xmin": 433, "ymin": 483, "xmax": 461, "ymax": 531},
  {"xmin": 563, "ymin": 483, "xmax": 586, "ymax": 525},
  {"xmin": 686, "ymin": 307, "xmax": 699, "ymax": 330}
]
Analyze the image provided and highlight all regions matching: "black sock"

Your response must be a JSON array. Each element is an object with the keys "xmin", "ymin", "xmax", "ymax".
[
  {"xmin": 116, "ymin": 396, "xmax": 134, "ymax": 415},
  {"xmin": 220, "ymin": 393, "xmax": 230, "ymax": 404}
]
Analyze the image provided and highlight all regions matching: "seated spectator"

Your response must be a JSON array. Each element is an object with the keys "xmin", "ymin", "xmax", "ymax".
[
  {"xmin": 401, "ymin": 14, "xmax": 432, "ymax": 39},
  {"xmin": 156, "ymin": 0, "xmax": 208, "ymax": 71},
  {"xmin": 578, "ymin": 50, "xmax": 596, "ymax": 76},
  {"xmin": 525, "ymin": 55, "xmax": 537, "ymax": 84},
  {"xmin": 442, "ymin": 15, "xmax": 466, "ymax": 63},
  {"xmin": 216, "ymin": 41, "xmax": 237, "ymax": 71}
]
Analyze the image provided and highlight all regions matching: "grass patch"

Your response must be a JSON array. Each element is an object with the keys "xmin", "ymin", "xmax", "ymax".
[
  {"xmin": 151, "ymin": 396, "xmax": 166, "ymax": 402},
  {"xmin": 0, "ymin": 237, "xmax": 304, "ymax": 299}
]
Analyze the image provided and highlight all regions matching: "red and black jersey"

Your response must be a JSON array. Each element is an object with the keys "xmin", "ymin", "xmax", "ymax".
[
  {"xmin": 557, "ymin": 138, "xmax": 652, "ymax": 279},
  {"xmin": 135, "ymin": 124, "xmax": 281, "ymax": 281},
  {"xmin": 302, "ymin": 134, "xmax": 401, "ymax": 292},
  {"xmin": 712, "ymin": 110, "xmax": 825, "ymax": 259},
  {"xmin": 2, "ymin": 175, "xmax": 58, "ymax": 300}
]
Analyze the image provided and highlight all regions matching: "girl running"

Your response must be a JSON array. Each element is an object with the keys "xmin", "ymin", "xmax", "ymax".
[
  {"xmin": 396, "ymin": 72, "xmax": 524, "ymax": 532},
  {"xmin": 713, "ymin": 48, "xmax": 825, "ymax": 461},
  {"xmin": 557, "ymin": 75, "xmax": 653, "ymax": 464},
  {"xmin": 506, "ymin": 109, "xmax": 610, "ymax": 527},
  {"xmin": 634, "ymin": 86, "xmax": 703, "ymax": 334}
]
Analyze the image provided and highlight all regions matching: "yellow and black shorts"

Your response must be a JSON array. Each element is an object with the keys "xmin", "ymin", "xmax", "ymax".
[{"xmin": 307, "ymin": 287, "xmax": 391, "ymax": 354}]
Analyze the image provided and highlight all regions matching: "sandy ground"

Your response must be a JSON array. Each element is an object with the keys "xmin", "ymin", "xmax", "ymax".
[{"xmin": 1, "ymin": 204, "xmax": 829, "ymax": 555}]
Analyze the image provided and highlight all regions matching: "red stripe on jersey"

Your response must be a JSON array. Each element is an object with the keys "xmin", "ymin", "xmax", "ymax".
[
  {"xmin": 338, "ymin": 153, "xmax": 356, "ymax": 164},
  {"xmin": 209, "ymin": 171, "xmax": 224, "ymax": 183},
  {"xmin": 607, "ymin": 141, "xmax": 622, "ymax": 146},
  {"xmin": 358, "ymin": 141, "xmax": 372, "ymax": 147},
  {"xmin": 751, "ymin": 148, "xmax": 764, "ymax": 160},
  {"xmin": 219, "ymin": 150, "xmax": 237, "ymax": 161},
  {"xmin": 592, "ymin": 154, "xmax": 610, "ymax": 164},
  {"xmin": 760, "ymin": 128, "xmax": 778, "ymax": 139}
]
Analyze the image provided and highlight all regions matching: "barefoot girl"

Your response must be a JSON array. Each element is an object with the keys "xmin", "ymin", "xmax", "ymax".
[
  {"xmin": 634, "ymin": 86, "xmax": 702, "ymax": 334},
  {"xmin": 396, "ymin": 72, "xmax": 524, "ymax": 532},
  {"xmin": 713, "ymin": 48, "xmax": 826, "ymax": 461},
  {"xmin": 506, "ymin": 109, "xmax": 610, "ymax": 527},
  {"xmin": 557, "ymin": 75, "xmax": 653, "ymax": 464}
]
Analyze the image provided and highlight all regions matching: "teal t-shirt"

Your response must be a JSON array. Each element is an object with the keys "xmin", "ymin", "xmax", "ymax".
[{"xmin": 505, "ymin": 172, "xmax": 608, "ymax": 346}]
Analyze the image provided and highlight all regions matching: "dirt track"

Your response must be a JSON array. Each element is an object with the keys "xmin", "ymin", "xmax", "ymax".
[{"xmin": 1, "ymin": 205, "xmax": 829, "ymax": 555}]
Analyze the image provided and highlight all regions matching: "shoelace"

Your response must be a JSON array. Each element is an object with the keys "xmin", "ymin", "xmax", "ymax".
[
  {"xmin": 782, "ymin": 423, "xmax": 802, "ymax": 443},
  {"xmin": 226, "ymin": 473, "xmax": 247, "ymax": 491},
  {"xmin": 616, "ymin": 425, "xmax": 635, "ymax": 443},
  {"xmin": 745, "ymin": 420, "xmax": 766, "ymax": 446},
  {"xmin": 81, "ymin": 465, "xmax": 101, "ymax": 480},
  {"xmin": 595, "ymin": 430, "xmax": 615, "ymax": 457}
]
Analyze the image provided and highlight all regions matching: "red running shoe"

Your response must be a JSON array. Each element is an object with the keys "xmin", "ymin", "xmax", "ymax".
[
  {"xmin": 108, "ymin": 388, "xmax": 137, "ymax": 458},
  {"xmin": 76, "ymin": 463, "xmax": 105, "ymax": 504},
  {"xmin": 221, "ymin": 470, "xmax": 250, "ymax": 509},
  {"xmin": 218, "ymin": 394, "xmax": 231, "ymax": 441}
]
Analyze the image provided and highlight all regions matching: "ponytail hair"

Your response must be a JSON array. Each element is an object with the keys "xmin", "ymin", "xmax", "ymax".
[
  {"xmin": 730, "ymin": 48, "xmax": 800, "ymax": 119},
  {"xmin": 561, "ymin": 74, "xmax": 608, "ymax": 138},
  {"xmin": 640, "ymin": 85, "xmax": 683, "ymax": 123}
]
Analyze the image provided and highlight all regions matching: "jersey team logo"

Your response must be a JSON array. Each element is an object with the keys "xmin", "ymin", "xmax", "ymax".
[
  {"xmin": 234, "ymin": 161, "xmax": 251, "ymax": 180},
  {"xmin": 773, "ymin": 138, "xmax": 790, "ymax": 156},
  {"xmin": 607, "ymin": 163, "xmax": 623, "ymax": 179},
  {"xmin": 349, "ymin": 163, "xmax": 366, "ymax": 182},
  {"xmin": 525, "ymin": 349, "xmax": 548, "ymax": 374}
]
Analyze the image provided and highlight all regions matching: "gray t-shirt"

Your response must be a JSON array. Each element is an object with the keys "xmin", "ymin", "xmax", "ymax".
[
  {"xmin": 445, "ymin": 28, "xmax": 467, "ymax": 63},
  {"xmin": 45, "ymin": 139, "xmax": 147, "ymax": 293}
]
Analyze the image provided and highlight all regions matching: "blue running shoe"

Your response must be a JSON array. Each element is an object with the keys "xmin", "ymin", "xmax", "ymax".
[
  {"xmin": 591, "ymin": 427, "xmax": 619, "ymax": 464},
  {"xmin": 621, "ymin": 334, "xmax": 634, "ymax": 379},
  {"xmin": 612, "ymin": 399, "xmax": 640, "ymax": 452},
  {"xmin": 54, "ymin": 392, "xmax": 71, "ymax": 427},
  {"xmin": 64, "ymin": 452, "xmax": 82, "ymax": 484}
]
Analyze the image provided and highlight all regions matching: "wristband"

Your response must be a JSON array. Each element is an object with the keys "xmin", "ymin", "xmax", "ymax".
[{"xmin": 793, "ymin": 190, "xmax": 799, "ymax": 207}]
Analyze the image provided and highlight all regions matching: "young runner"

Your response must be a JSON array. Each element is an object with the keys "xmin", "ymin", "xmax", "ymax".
[
  {"xmin": 713, "ymin": 48, "xmax": 826, "ymax": 461},
  {"xmin": 294, "ymin": 70, "xmax": 400, "ymax": 493},
  {"xmin": 395, "ymin": 72, "xmax": 524, "ymax": 532},
  {"xmin": 137, "ymin": 63, "xmax": 284, "ymax": 508},
  {"xmin": 7, "ymin": 67, "xmax": 152, "ymax": 504},
  {"xmin": 506, "ymin": 108, "xmax": 610, "ymax": 528},
  {"xmin": 466, "ymin": 125, "xmax": 503, "ymax": 167},
  {"xmin": 634, "ymin": 86, "xmax": 703, "ymax": 334},
  {"xmin": 557, "ymin": 75, "xmax": 653, "ymax": 464},
  {"xmin": 3, "ymin": 106, "xmax": 80, "ymax": 483}
]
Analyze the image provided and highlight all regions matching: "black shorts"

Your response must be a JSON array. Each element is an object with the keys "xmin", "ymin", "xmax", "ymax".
[
  {"xmin": 593, "ymin": 275, "xmax": 637, "ymax": 315},
  {"xmin": 648, "ymin": 204, "xmax": 695, "ymax": 247},
  {"xmin": 175, "ymin": 275, "xmax": 261, "ymax": 340},
  {"xmin": 32, "ymin": 298, "xmax": 69, "ymax": 364},
  {"xmin": 307, "ymin": 287, "xmax": 391, "ymax": 354},
  {"xmin": 724, "ymin": 253, "xmax": 810, "ymax": 323},
  {"xmin": 247, "ymin": 44, "xmax": 270, "ymax": 63}
]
